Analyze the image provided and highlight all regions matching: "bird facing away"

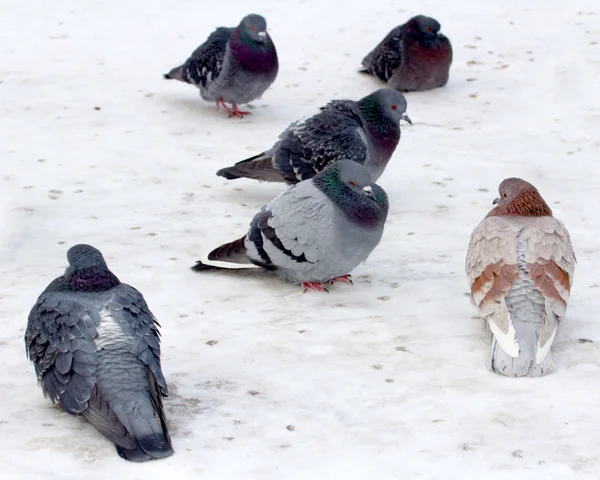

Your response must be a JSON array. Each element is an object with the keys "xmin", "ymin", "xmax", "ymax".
[
  {"xmin": 194, "ymin": 161, "xmax": 389, "ymax": 292},
  {"xmin": 216, "ymin": 88, "xmax": 411, "ymax": 184},
  {"xmin": 164, "ymin": 14, "xmax": 278, "ymax": 117},
  {"xmin": 361, "ymin": 15, "xmax": 452, "ymax": 92},
  {"xmin": 466, "ymin": 179, "xmax": 576, "ymax": 377},
  {"xmin": 25, "ymin": 245, "xmax": 173, "ymax": 461}
]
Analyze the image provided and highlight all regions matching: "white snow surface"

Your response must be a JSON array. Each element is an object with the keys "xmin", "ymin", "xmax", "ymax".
[{"xmin": 1, "ymin": 0, "xmax": 600, "ymax": 478}]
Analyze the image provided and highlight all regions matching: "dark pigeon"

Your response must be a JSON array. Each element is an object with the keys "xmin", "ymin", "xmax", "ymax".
[
  {"xmin": 164, "ymin": 14, "xmax": 278, "ymax": 117},
  {"xmin": 216, "ymin": 88, "xmax": 411, "ymax": 184},
  {"xmin": 361, "ymin": 15, "xmax": 452, "ymax": 92},
  {"xmin": 25, "ymin": 244, "xmax": 173, "ymax": 462}
]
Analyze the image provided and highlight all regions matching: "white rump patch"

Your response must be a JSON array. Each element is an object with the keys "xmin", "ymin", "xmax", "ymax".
[{"xmin": 96, "ymin": 309, "xmax": 127, "ymax": 350}]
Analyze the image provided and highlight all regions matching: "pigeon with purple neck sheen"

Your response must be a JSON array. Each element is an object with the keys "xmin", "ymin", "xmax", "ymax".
[
  {"xmin": 216, "ymin": 88, "xmax": 411, "ymax": 183},
  {"xmin": 466, "ymin": 178, "xmax": 576, "ymax": 377},
  {"xmin": 164, "ymin": 14, "xmax": 278, "ymax": 117},
  {"xmin": 25, "ymin": 244, "xmax": 173, "ymax": 462},
  {"xmin": 361, "ymin": 15, "xmax": 452, "ymax": 92},
  {"xmin": 194, "ymin": 161, "xmax": 389, "ymax": 292}
]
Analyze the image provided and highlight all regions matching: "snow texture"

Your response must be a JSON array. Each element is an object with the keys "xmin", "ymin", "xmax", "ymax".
[{"xmin": 1, "ymin": 0, "xmax": 600, "ymax": 479}]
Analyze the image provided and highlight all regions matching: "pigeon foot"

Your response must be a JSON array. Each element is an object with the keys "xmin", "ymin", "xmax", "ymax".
[
  {"xmin": 327, "ymin": 274, "xmax": 353, "ymax": 286},
  {"xmin": 301, "ymin": 282, "xmax": 329, "ymax": 293},
  {"xmin": 215, "ymin": 99, "xmax": 251, "ymax": 117}
]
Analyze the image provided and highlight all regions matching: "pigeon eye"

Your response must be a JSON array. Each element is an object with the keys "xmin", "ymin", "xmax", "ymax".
[
  {"xmin": 349, "ymin": 181, "xmax": 356, "ymax": 187},
  {"xmin": 391, "ymin": 105, "xmax": 397, "ymax": 110},
  {"xmin": 250, "ymin": 26, "xmax": 255, "ymax": 31},
  {"xmin": 427, "ymin": 27, "xmax": 433, "ymax": 32},
  {"xmin": 503, "ymin": 193, "xmax": 507, "ymax": 198}
]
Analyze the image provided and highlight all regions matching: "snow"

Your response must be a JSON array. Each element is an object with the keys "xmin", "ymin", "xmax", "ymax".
[{"xmin": 1, "ymin": 0, "xmax": 600, "ymax": 478}]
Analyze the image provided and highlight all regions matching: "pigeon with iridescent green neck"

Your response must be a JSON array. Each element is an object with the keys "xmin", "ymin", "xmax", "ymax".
[
  {"xmin": 164, "ymin": 14, "xmax": 278, "ymax": 117},
  {"xmin": 194, "ymin": 161, "xmax": 389, "ymax": 292},
  {"xmin": 216, "ymin": 88, "xmax": 411, "ymax": 182}
]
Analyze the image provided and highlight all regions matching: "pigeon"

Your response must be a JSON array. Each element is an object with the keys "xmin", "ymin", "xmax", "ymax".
[
  {"xmin": 164, "ymin": 14, "xmax": 278, "ymax": 117},
  {"xmin": 25, "ymin": 245, "xmax": 174, "ymax": 461},
  {"xmin": 194, "ymin": 161, "xmax": 389, "ymax": 292},
  {"xmin": 216, "ymin": 88, "xmax": 411, "ymax": 184},
  {"xmin": 466, "ymin": 179, "xmax": 576, "ymax": 377},
  {"xmin": 361, "ymin": 15, "xmax": 452, "ymax": 92}
]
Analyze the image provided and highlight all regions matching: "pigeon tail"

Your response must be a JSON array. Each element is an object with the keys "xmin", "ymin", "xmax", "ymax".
[
  {"xmin": 163, "ymin": 65, "xmax": 185, "ymax": 82},
  {"xmin": 208, "ymin": 236, "xmax": 250, "ymax": 264},
  {"xmin": 191, "ymin": 236, "xmax": 255, "ymax": 272},
  {"xmin": 216, "ymin": 154, "xmax": 285, "ymax": 182},
  {"xmin": 116, "ymin": 433, "xmax": 174, "ymax": 462},
  {"xmin": 488, "ymin": 317, "xmax": 556, "ymax": 378}
]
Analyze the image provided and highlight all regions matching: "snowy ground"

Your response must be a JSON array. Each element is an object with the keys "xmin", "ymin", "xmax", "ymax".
[{"xmin": 1, "ymin": 0, "xmax": 600, "ymax": 478}]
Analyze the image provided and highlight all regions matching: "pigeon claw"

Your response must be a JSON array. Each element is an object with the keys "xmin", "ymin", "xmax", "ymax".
[
  {"xmin": 327, "ymin": 274, "xmax": 353, "ymax": 286},
  {"xmin": 215, "ymin": 99, "xmax": 251, "ymax": 118},
  {"xmin": 228, "ymin": 104, "xmax": 251, "ymax": 118},
  {"xmin": 301, "ymin": 282, "xmax": 329, "ymax": 293}
]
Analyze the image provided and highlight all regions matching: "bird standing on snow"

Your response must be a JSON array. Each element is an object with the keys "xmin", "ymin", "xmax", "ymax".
[
  {"xmin": 164, "ymin": 14, "xmax": 278, "ymax": 117},
  {"xmin": 25, "ymin": 245, "xmax": 173, "ymax": 461},
  {"xmin": 466, "ymin": 179, "xmax": 576, "ymax": 377},
  {"xmin": 194, "ymin": 161, "xmax": 389, "ymax": 292},
  {"xmin": 216, "ymin": 88, "xmax": 411, "ymax": 183},
  {"xmin": 361, "ymin": 15, "xmax": 452, "ymax": 92}
]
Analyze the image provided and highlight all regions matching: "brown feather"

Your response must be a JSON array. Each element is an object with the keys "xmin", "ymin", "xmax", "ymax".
[
  {"xmin": 487, "ymin": 178, "xmax": 552, "ymax": 218},
  {"xmin": 471, "ymin": 261, "xmax": 519, "ymax": 309},
  {"xmin": 527, "ymin": 259, "xmax": 570, "ymax": 308}
]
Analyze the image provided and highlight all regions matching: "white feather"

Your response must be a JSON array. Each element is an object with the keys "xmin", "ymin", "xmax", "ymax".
[
  {"xmin": 536, "ymin": 317, "xmax": 558, "ymax": 364},
  {"xmin": 487, "ymin": 314, "xmax": 519, "ymax": 358},
  {"xmin": 96, "ymin": 309, "xmax": 127, "ymax": 349}
]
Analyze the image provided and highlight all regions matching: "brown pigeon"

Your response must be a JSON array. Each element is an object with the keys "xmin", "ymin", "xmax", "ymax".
[
  {"xmin": 361, "ymin": 15, "xmax": 452, "ymax": 92},
  {"xmin": 465, "ymin": 178, "xmax": 576, "ymax": 377}
]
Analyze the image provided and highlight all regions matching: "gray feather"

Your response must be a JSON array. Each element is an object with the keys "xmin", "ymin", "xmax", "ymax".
[
  {"xmin": 25, "ymin": 245, "xmax": 173, "ymax": 462},
  {"xmin": 198, "ymin": 161, "xmax": 389, "ymax": 286}
]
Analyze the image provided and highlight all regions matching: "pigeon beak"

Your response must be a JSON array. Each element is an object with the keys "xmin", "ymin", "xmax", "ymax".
[
  {"xmin": 492, "ymin": 197, "xmax": 500, "ymax": 205},
  {"xmin": 257, "ymin": 31, "xmax": 267, "ymax": 42},
  {"xmin": 362, "ymin": 185, "xmax": 375, "ymax": 199},
  {"xmin": 401, "ymin": 114, "xmax": 412, "ymax": 125}
]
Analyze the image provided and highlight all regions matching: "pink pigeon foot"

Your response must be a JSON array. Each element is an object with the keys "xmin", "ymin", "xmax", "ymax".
[
  {"xmin": 301, "ymin": 282, "xmax": 329, "ymax": 293},
  {"xmin": 228, "ymin": 104, "xmax": 251, "ymax": 118},
  {"xmin": 327, "ymin": 274, "xmax": 353, "ymax": 285},
  {"xmin": 215, "ymin": 99, "xmax": 251, "ymax": 117}
]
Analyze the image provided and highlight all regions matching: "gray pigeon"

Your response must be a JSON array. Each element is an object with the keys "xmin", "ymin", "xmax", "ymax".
[
  {"xmin": 164, "ymin": 14, "xmax": 278, "ymax": 117},
  {"xmin": 194, "ymin": 161, "xmax": 389, "ymax": 292},
  {"xmin": 25, "ymin": 245, "xmax": 173, "ymax": 462},
  {"xmin": 361, "ymin": 15, "xmax": 452, "ymax": 92},
  {"xmin": 216, "ymin": 88, "xmax": 411, "ymax": 183}
]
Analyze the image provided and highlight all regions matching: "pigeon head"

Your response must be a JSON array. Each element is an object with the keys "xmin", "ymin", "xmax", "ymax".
[
  {"xmin": 61, "ymin": 244, "xmax": 121, "ymax": 292},
  {"xmin": 412, "ymin": 15, "xmax": 441, "ymax": 35},
  {"xmin": 313, "ymin": 161, "xmax": 389, "ymax": 226},
  {"xmin": 67, "ymin": 244, "xmax": 106, "ymax": 267},
  {"xmin": 239, "ymin": 14, "xmax": 269, "ymax": 44},
  {"xmin": 487, "ymin": 178, "xmax": 553, "ymax": 218},
  {"xmin": 357, "ymin": 89, "xmax": 410, "ymax": 150},
  {"xmin": 368, "ymin": 88, "xmax": 412, "ymax": 125}
]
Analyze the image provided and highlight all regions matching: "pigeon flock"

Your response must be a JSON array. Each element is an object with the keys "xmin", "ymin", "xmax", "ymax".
[{"xmin": 24, "ymin": 12, "xmax": 577, "ymax": 463}]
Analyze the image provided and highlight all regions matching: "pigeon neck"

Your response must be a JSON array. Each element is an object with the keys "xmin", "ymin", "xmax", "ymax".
[
  {"xmin": 314, "ymin": 173, "xmax": 388, "ymax": 228},
  {"xmin": 229, "ymin": 29, "xmax": 277, "ymax": 73},
  {"xmin": 358, "ymin": 100, "xmax": 400, "ymax": 153},
  {"xmin": 63, "ymin": 265, "xmax": 121, "ymax": 292},
  {"xmin": 487, "ymin": 189, "xmax": 553, "ymax": 218}
]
